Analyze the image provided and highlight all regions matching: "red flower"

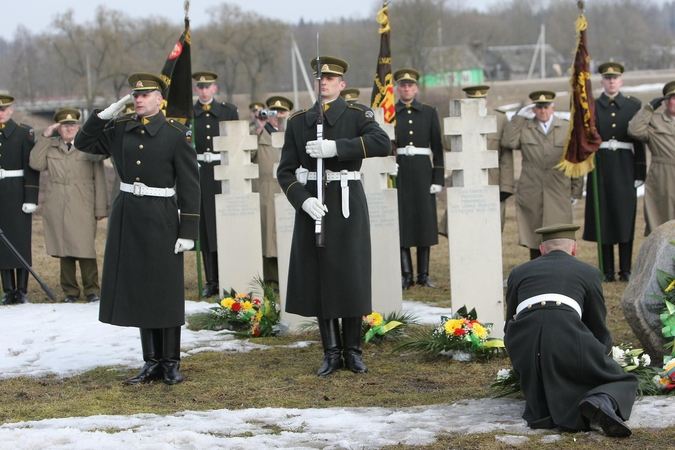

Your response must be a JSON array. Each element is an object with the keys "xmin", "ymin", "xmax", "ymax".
[
  {"xmin": 453, "ymin": 328, "xmax": 466, "ymax": 336},
  {"xmin": 231, "ymin": 302, "xmax": 242, "ymax": 312}
]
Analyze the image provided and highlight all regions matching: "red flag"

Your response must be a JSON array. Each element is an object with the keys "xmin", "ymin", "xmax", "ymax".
[
  {"xmin": 555, "ymin": 12, "xmax": 601, "ymax": 178},
  {"xmin": 371, "ymin": 3, "xmax": 396, "ymax": 125}
]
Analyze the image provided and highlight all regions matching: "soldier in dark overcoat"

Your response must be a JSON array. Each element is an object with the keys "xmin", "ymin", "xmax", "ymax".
[
  {"xmin": 277, "ymin": 56, "xmax": 390, "ymax": 376},
  {"xmin": 0, "ymin": 94, "xmax": 39, "ymax": 305},
  {"xmin": 583, "ymin": 62, "xmax": 646, "ymax": 282},
  {"xmin": 393, "ymin": 68, "xmax": 444, "ymax": 289},
  {"xmin": 75, "ymin": 72, "xmax": 200, "ymax": 385},
  {"xmin": 192, "ymin": 71, "xmax": 239, "ymax": 298},
  {"xmin": 505, "ymin": 224, "xmax": 637, "ymax": 438}
]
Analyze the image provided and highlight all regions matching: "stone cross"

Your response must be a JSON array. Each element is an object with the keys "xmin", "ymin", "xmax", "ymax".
[
  {"xmin": 212, "ymin": 120, "xmax": 263, "ymax": 294},
  {"xmin": 444, "ymin": 98, "xmax": 505, "ymax": 338}
]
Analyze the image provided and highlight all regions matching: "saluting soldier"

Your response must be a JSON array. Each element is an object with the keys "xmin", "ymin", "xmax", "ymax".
[
  {"xmin": 393, "ymin": 68, "xmax": 444, "ymax": 289},
  {"xmin": 75, "ymin": 72, "xmax": 200, "ymax": 385},
  {"xmin": 251, "ymin": 95, "xmax": 293, "ymax": 287},
  {"xmin": 501, "ymin": 90, "xmax": 583, "ymax": 260},
  {"xmin": 30, "ymin": 107, "xmax": 108, "ymax": 303},
  {"xmin": 583, "ymin": 62, "xmax": 645, "ymax": 282},
  {"xmin": 0, "ymin": 94, "xmax": 39, "ymax": 305},
  {"xmin": 340, "ymin": 88, "xmax": 360, "ymax": 104},
  {"xmin": 192, "ymin": 70, "xmax": 239, "ymax": 298},
  {"xmin": 277, "ymin": 56, "xmax": 390, "ymax": 376}
]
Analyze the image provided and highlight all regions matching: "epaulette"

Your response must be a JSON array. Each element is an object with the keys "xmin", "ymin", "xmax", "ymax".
[
  {"xmin": 288, "ymin": 109, "xmax": 307, "ymax": 121},
  {"xmin": 116, "ymin": 116, "xmax": 134, "ymax": 123},
  {"xmin": 348, "ymin": 104, "xmax": 365, "ymax": 112},
  {"xmin": 422, "ymin": 102, "xmax": 437, "ymax": 110},
  {"xmin": 626, "ymin": 95, "xmax": 641, "ymax": 105},
  {"xmin": 222, "ymin": 102, "xmax": 238, "ymax": 112},
  {"xmin": 167, "ymin": 118, "xmax": 189, "ymax": 132}
]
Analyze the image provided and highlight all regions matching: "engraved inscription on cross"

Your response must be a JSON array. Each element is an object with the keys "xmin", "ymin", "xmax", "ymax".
[
  {"xmin": 444, "ymin": 99, "xmax": 498, "ymax": 187},
  {"xmin": 213, "ymin": 120, "xmax": 259, "ymax": 195}
]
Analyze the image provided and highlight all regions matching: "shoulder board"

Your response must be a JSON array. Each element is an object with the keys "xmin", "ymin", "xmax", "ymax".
[
  {"xmin": 348, "ymin": 105, "xmax": 365, "ymax": 112},
  {"xmin": 17, "ymin": 122, "xmax": 32, "ymax": 129},
  {"xmin": 223, "ymin": 102, "xmax": 238, "ymax": 112},
  {"xmin": 422, "ymin": 102, "xmax": 437, "ymax": 109},
  {"xmin": 626, "ymin": 95, "xmax": 641, "ymax": 105},
  {"xmin": 288, "ymin": 109, "xmax": 307, "ymax": 121},
  {"xmin": 167, "ymin": 119, "xmax": 189, "ymax": 132},
  {"xmin": 116, "ymin": 117, "xmax": 134, "ymax": 123}
]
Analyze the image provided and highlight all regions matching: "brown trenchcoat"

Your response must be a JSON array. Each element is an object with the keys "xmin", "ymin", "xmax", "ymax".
[
  {"xmin": 251, "ymin": 126, "xmax": 281, "ymax": 257},
  {"xmin": 627, "ymin": 105, "xmax": 675, "ymax": 235},
  {"xmin": 501, "ymin": 115, "xmax": 583, "ymax": 249},
  {"xmin": 30, "ymin": 136, "xmax": 108, "ymax": 259}
]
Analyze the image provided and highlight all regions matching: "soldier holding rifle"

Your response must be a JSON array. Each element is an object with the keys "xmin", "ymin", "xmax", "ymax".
[{"xmin": 277, "ymin": 55, "xmax": 390, "ymax": 376}]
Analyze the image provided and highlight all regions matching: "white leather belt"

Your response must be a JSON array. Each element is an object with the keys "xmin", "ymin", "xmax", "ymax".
[
  {"xmin": 196, "ymin": 153, "xmax": 221, "ymax": 163},
  {"xmin": 297, "ymin": 170, "xmax": 361, "ymax": 218},
  {"xmin": 399, "ymin": 146, "xmax": 432, "ymax": 156},
  {"xmin": 0, "ymin": 169, "xmax": 24, "ymax": 179},
  {"xmin": 119, "ymin": 181, "xmax": 176, "ymax": 198},
  {"xmin": 599, "ymin": 140, "xmax": 632, "ymax": 151},
  {"xmin": 515, "ymin": 293, "xmax": 582, "ymax": 319}
]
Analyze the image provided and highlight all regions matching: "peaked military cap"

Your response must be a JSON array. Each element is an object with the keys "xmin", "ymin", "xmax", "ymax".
[
  {"xmin": 192, "ymin": 70, "xmax": 218, "ymax": 86},
  {"xmin": 266, "ymin": 95, "xmax": 293, "ymax": 111},
  {"xmin": 598, "ymin": 61, "xmax": 625, "ymax": 78},
  {"xmin": 311, "ymin": 56, "xmax": 349, "ymax": 76},
  {"xmin": 54, "ymin": 107, "xmax": 81, "ymax": 124},
  {"xmin": 341, "ymin": 88, "xmax": 360, "ymax": 103},
  {"xmin": 249, "ymin": 101, "xmax": 265, "ymax": 111},
  {"xmin": 535, "ymin": 223, "xmax": 580, "ymax": 241},
  {"xmin": 0, "ymin": 94, "xmax": 15, "ymax": 107},
  {"xmin": 663, "ymin": 80, "xmax": 675, "ymax": 97},
  {"xmin": 463, "ymin": 85, "xmax": 490, "ymax": 98},
  {"xmin": 127, "ymin": 72, "xmax": 167, "ymax": 93},
  {"xmin": 123, "ymin": 101, "xmax": 135, "ymax": 115},
  {"xmin": 394, "ymin": 68, "xmax": 421, "ymax": 84},
  {"xmin": 529, "ymin": 90, "xmax": 556, "ymax": 105}
]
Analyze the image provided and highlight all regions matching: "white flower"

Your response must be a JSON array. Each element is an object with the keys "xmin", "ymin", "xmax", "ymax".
[
  {"xmin": 497, "ymin": 369, "xmax": 512, "ymax": 381},
  {"xmin": 631, "ymin": 356, "xmax": 639, "ymax": 367},
  {"xmin": 612, "ymin": 346, "xmax": 626, "ymax": 365},
  {"xmin": 452, "ymin": 350, "xmax": 472, "ymax": 362},
  {"xmin": 641, "ymin": 354, "xmax": 651, "ymax": 367}
]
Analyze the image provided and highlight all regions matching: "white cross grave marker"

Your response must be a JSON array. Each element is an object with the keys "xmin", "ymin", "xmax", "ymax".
[{"xmin": 444, "ymin": 99, "xmax": 505, "ymax": 337}]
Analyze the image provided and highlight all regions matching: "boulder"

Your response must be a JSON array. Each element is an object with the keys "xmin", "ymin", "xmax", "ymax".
[{"xmin": 621, "ymin": 221, "xmax": 675, "ymax": 362}]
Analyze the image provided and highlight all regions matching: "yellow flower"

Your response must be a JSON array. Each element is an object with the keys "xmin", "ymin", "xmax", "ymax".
[
  {"xmin": 256, "ymin": 310, "xmax": 263, "ymax": 322},
  {"xmin": 241, "ymin": 300, "xmax": 253, "ymax": 311},
  {"xmin": 444, "ymin": 319, "xmax": 465, "ymax": 335},
  {"xmin": 473, "ymin": 322, "xmax": 488, "ymax": 340},
  {"xmin": 366, "ymin": 312, "xmax": 383, "ymax": 327},
  {"xmin": 666, "ymin": 279, "xmax": 675, "ymax": 293},
  {"xmin": 220, "ymin": 297, "xmax": 235, "ymax": 309}
]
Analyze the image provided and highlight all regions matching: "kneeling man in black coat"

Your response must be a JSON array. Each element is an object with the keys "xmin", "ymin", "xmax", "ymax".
[{"xmin": 505, "ymin": 224, "xmax": 637, "ymax": 438}]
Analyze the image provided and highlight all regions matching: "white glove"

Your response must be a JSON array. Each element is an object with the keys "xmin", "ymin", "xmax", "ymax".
[
  {"xmin": 174, "ymin": 238, "xmax": 194, "ymax": 254},
  {"xmin": 634, "ymin": 180, "xmax": 645, "ymax": 188},
  {"xmin": 571, "ymin": 198, "xmax": 578, "ymax": 206},
  {"xmin": 22, "ymin": 203, "xmax": 37, "ymax": 214},
  {"xmin": 516, "ymin": 104, "xmax": 535, "ymax": 118},
  {"xmin": 306, "ymin": 139, "xmax": 337, "ymax": 158},
  {"xmin": 302, "ymin": 197, "xmax": 327, "ymax": 220},
  {"xmin": 98, "ymin": 94, "xmax": 132, "ymax": 120},
  {"xmin": 430, "ymin": 184, "xmax": 443, "ymax": 194}
]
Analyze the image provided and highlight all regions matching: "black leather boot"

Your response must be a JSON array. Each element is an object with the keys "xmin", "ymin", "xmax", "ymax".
[
  {"xmin": 202, "ymin": 251, "xmax": 220, "ymax": 298},
  {"xmin": 162, "ymin": 326, "xmax": 184, "ymax": 385},
  {"xmin": 618, "ymin": 241, "xmax": 632, "ymax": 282},
  {"xmin": 317, "ymin": 318, "xmax": 343, "ymax": 376},
  {"xmin": 579, "ymin": 393, "xmax": 631, "ymax": 438},
  {"xmin": 602, "ymin": 244, "xmax": 615, "ymax": 282},
  {"xmin": 1, "ymin": 269, "xmax": 16, "ymax": 305},
  {"xmin": 416, "ymin": 246, "xmax": 435, "ymax": 288},
  {"xmin": 342, "ymin": 317, "xmax": 368, "ymax": 373},
  {"xmin": 15, "ymin": 268, "xmax": 29, "ymax": 304},
  {"xmin": 400, "ymin": 248, "xmax": 413, "ymax": 290},
  {"xmin": 125, "ymin": 328, "xmax": 163, "ymax": 385}
]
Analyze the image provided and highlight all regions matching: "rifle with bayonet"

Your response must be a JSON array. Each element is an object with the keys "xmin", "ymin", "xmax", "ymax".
[{"xmin": 315, "ymin": 34, "xmax": 326, "ymax": 247}]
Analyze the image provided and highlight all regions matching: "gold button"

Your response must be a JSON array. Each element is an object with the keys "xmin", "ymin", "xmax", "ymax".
[
  {"xmin": 135, "ymin": 177, "xmax": 140, "ymax": 181},
  {"xmin": 207, "ymin": 136, "xmax": 211, "ymax": 140},
  {"xmin": 612, "ymin": 123, "xmax": 616, "ymax": 128},
  {"xmin": 206, "ymin": 148, "xmax": 211, "ymax": 151},
  {"xmin": 141, "ymin": 130, "xmax": 145, "ymax": 134},
  {"xmin": 408, "ymin": 120, "xmax": 413, "ymax": 124},
  {"xmin": 409, "ymin": 142, "xmax": 414, "ymax": 145},
  {"xmin": 611, "ymin": 112, "xmax": 616, "ymax": 117},
  {"xmin": 540, "ymin": 301, "xmax": 546, "ymax": 306},
  {"xmin": 139, "ymin": 144, "xmax": 144, "ymax": 149},
  {"xmin": 556, "ymin": 301, "xmax": 561, "ymax": 306},
  {"xmin": 206, "ymin": 113, "xmax": 210, "ymax": 117},
  {"xmin": 206, "ymin": 124, "xmax": 211, "ymax": 129},
  {"xmin": 527, "ymin": 304, "xmax": 532, "ymax": 309},
  {"xmin": 409, "ymin": 130, "xmax": 413, "ymax": 135},
  {"xmin": 136, "ymin": 160, "xmax": 141, "ymax": 165},
  {"xmin": 407, "ymin": 110, "xmax": 411, "ymax": 114}
]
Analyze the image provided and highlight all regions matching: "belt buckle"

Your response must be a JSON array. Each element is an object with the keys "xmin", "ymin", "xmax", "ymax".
[
  {"xmin": 404, "ymin": 145, "xmax": 415, "ymax": 156},
  {"xmin": 132, "ymin": 182, "xmax": 143, "ymax": 196},
  {"xmin": 0, "ymin": 170, "xmax": 4, "ymax": 180},
  {"xmin": 204, "ymin": 152, "xmax": 213, "ymax": 163},
  {"xmin": 607, "ymin": 139, "xmax": 618, "ymax": 151}
]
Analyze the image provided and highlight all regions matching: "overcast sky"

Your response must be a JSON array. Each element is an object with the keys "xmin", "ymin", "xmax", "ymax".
[{"xmin": 2, "ymin": 0, "xmax": 507, "ymax": 41}]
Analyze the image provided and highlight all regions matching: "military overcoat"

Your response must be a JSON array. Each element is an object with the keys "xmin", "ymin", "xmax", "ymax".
[
  {"xmin": 29, "ymin": 136, "xmax": 108, "ymax": 259},
  {"xmin": 193, "ymin": 100, "xmax": 238, "ymax": 253},
  {"xmin": 0, "ymin": 119, "xmax": 38, "ymax": 269},
  {"xmin": 252, "ymin": 125, "xmax": 281, "ymax": 257},
  {"xmin": 628, "ymin": 104, "xmax": 675, "ymax": 235},
  {"xmin": 277, "ymin": 97, "xmax": 390, "ymax": 319},
  {"xmin": 394, "ymin": 99, "xmax": 444, "ymax": 247},
  {"xmin": 501, "ymin": 115, "xmax": 583, "ymax": 249},
  {"xmin": 505, "ymin": 250, "xmax": 637, "ymax": 431},
  {"xmin": 583, "ymin": 93, "xmax": 645, "ymax": 244},
  {"xmin": 74, "ymin": 112, "xmax": 200, "ymax": 328}
]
